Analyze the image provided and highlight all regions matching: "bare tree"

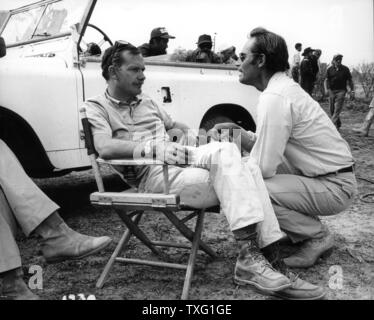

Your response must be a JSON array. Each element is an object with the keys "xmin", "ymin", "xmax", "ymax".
[{"xmin": 352, "ymin": 62, "xmax": 374, "ymax": 99}]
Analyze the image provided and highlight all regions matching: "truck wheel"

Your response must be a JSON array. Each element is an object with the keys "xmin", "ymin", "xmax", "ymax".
[{"xmin": 201, "ymin": 115, "xmax": 235, "ymax": 131}]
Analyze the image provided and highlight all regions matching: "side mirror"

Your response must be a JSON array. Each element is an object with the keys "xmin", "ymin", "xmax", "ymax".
[{"xmin": 0, "ymin": 37, "xmax": 6, "ymax": 58}]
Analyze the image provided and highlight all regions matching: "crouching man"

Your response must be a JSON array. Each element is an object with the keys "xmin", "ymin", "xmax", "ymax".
[
  {"xmin": 214, "ymin": 27, "xmax": 357, "ymax": 270},
  {"xmin": 83, "ymin": 41, "xmax": 325, "ymax": 299},
  {"xmin": 0, "ymin": 139, "xmax": 112, "ymax": 300}
]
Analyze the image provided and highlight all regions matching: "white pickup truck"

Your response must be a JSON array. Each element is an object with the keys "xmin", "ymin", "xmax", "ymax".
[{"xmin": 0, "ymin": 0, "xmax": 259, "ymax": 178}]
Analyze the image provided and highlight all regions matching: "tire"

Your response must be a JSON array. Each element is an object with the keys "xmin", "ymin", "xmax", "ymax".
[{"xmin": 201, "ymin": 115, "xmax": 235, "ymax": 131}]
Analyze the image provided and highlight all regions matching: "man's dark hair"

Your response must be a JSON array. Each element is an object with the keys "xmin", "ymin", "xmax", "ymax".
[
  {"xmin": 295, "ymin": 43, "xmax": 302, "ymax": 50},
  {"xmin": 249, "ymin": 27, "xmax": 290, "ymax": 72},
  {"xmin": 101, "ymin": 42, "xmax": 140, "ymax": 80}
]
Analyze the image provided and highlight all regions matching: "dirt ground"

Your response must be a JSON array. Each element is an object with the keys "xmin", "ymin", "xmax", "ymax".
[{"xmin": 11, "ymin": 99, "xmax": 374, "ymax": 300}]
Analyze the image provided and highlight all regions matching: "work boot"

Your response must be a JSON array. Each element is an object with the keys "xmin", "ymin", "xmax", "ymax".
[
  {"xmin": 272, "ymin": 272, "xmax": 326, "ymax": 300},
  {"xmin": 352, "ymin": 108, "xmax": 374, "ymax": 137},
  {"xmin": 283, "ymin": 229, "xmax": 334, "ymax": 268},
  {"xmin": 262, "ymin": 246, "xmax": 326, "ymax": 300},
  {"xmin": 1, "ymin": 268, "xmax": 40, "ymax": 300},
  {"xmin": 234, "ymin": 239, "xmax": 291, "ymax": 293},
  {"xmin": 36, "ymin": 212, "xmax": 112, "ymax": 263}
]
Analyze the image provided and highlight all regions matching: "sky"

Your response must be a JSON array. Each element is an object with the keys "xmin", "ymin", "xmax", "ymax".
[{"xmin": 1, "ymin": 0, "xmax": 373, "ymax": 68}]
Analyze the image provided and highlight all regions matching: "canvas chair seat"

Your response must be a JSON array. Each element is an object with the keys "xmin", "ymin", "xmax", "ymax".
[{"xmin": 80, "ymin": 108, "xmax": 218, "ymax": 300}]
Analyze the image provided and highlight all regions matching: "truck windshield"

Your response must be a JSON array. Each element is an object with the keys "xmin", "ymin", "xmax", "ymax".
[{"xmin": 1, "ymin": 0, "xmax": 91, "ymax": 46}]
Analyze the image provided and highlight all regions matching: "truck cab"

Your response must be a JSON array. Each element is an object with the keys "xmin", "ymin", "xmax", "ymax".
[{"xmin": 0, "ymin": 0, "xmax": 259, "ymax": 178}]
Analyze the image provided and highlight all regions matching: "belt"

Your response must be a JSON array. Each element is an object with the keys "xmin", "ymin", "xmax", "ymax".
[
  {"xmin": 327, "ymin": 165, "xmax": 354, "ymax": 175},
  {"xmin": 315, "ymin": 165, "xmax": 354, "ymax": 178}
]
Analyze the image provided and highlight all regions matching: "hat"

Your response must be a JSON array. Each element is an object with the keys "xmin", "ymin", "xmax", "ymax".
[
  {"xmin": 302, "ymin": 47, "xmax": 314, "ymax": 56},
  {"xmin": 150, "ymin": 27, "xmax": 175, "ymax": 40},
  {"xmin": 333, "ymin": 54, "xmax": 343, "ymax": 61},
  {"xmin": 197, "ymin": 34, "xmax": 212, "ymax": 45}
]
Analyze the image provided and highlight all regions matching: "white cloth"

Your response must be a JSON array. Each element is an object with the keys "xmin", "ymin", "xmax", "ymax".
[{"xmin": 250, "ymin": 72, "xmax": 354, "ymax": 179}]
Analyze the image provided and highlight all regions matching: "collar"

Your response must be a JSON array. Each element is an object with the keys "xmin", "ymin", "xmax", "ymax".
[
  {"xmin": 266, "ymin": 71, "xmax": 286, "ymax": 90},
  {"xmin": 105, "ymin": 89, "xmax": 142, "ymax": 107}
]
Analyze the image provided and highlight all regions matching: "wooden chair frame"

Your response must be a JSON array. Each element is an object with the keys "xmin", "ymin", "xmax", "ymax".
[{"xmin": 80, "ymin": 108, "xmax": 217, "ymax": 299}]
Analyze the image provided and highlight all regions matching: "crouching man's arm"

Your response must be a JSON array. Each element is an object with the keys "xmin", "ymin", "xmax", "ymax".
[{"xmin": 211, "ymin": 122, "xmax": 257, "ymax": 153}]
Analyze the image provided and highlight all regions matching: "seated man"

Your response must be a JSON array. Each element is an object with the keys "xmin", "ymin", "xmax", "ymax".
[
  {"xmin": 0, "ymin": 139, "xmax": 112, "ymax": 300},
  {"xmin": 83, "ymin": 41, "xmax": 325, "ymax": 300},
  {"xmin": 214, "ymin": 27, "xmax": 357, "ymax": 269}
]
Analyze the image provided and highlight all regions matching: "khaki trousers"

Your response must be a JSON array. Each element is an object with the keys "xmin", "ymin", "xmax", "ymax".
[
  {"xmin": 142, "ymin": 142, "xmax": 283, "ymax": 248},
  {"xmin": 0, "ymin": 140, "xmax": 59, "ymax": 273},
  {"xmin": 264, "ymin": 171, "xmax": 357, "ymax": 243}
]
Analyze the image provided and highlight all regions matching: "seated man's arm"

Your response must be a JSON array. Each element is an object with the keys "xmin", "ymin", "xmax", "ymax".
[{"xmin": 93, "ymin": 134, "xmax": 142, "ymax": 160}]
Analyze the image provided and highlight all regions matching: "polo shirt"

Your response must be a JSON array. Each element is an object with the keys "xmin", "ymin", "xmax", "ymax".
[
  {"xmin": 84, "ymin": 90, "xmax": 175, "ymax": 186},
  {"xmin": 326, "ymin": 65, "xmax": 352, "ymax": 91}
]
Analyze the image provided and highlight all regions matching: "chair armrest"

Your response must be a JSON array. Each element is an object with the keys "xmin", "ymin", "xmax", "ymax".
[{"xmin": 97, "ymin": 158, "xmax": 165, "ymax": 166}]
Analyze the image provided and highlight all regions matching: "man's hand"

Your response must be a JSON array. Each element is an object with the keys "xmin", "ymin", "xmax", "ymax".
[
  {"xmin": 210, "ymin": 122, "xmax": 257, "ymax": 153},
  {"xmin": 154, "ymin": 141, "xmax": 191, "ymax": 165},
  {"xmin": 209, "ymin": 122, "xmax": 242, "ymax": 141}
]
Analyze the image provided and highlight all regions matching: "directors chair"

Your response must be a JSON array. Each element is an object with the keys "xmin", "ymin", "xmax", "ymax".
[{"xmin": 80, "ymin": 107, "xmax": 218, "ymax": 300}]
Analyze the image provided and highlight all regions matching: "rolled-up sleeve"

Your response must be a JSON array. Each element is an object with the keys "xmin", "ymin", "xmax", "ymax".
[
  {"xmin": 84, "ymin": 100, "xmax": 112, "ymax": 138},
  {"xmin": 250, "ymin": 93, "xmax": 292, "ymax": 178},
  {"xmin": 151, "ymin": 100, "xmax": 175, "ymax": 130}
]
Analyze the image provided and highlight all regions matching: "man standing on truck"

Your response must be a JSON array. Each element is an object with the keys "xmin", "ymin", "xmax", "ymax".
[
  {"xmin": 0, "ymin": 139, "xmax": 112, "ymax": 300},
  {"xmin": 83, "ymin": 41, "xmax": 325, "ymax": 300},
  {"xmin": 186, "ymin": 34, "xmax": 222, "ymax": 64},
  {"xmin": 138, "ymin": 27, "xmax": 175, "ymax": 57},
  {"xmin": 213, "ymin": 27, "xmax": 357, "ymax": 273}
]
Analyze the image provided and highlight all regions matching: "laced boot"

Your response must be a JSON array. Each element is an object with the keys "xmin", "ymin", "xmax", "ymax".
[{"xmin": 234, "ymin": 239, "xmax": 291, "ymax": 293}]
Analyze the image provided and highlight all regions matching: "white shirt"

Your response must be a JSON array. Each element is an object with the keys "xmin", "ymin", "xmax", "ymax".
[
  {"xmin": 292, "ymin": 51, "xmax": 301, "ymax": 68},
  {"xmin": 250, "ymin": 72, "xmax": 354, "ymax": 179}
]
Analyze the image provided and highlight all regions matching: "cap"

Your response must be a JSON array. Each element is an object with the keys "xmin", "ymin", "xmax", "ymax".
[
  {"xmin": 150, "ymin": 27, "xmax": 175, "ymax": 40},
  {"xmin": 197, "ymin": 34, "xmax": 212, "ymax": 45},
  {"xmin": 333, "ymin": 54, "xmax": 343, "ymax": 61},
  {"xmin": 302, "ymin": 47, "xmax": 314, "ymax": 56}
]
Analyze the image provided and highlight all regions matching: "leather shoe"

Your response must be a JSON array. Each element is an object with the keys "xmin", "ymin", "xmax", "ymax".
[
  {"xmin": 283, "ymin": 230, "xmax": 334, "ymax": 268},
  {"xmin": 272, "ymin": 273, "xmax": 326, "ymax": 300},
  {"xmin": 42, "ymin": 223, "xmax": 112, "ymax": 263},
  {"xmin": 1, "ymin": 272, "xmax": 40, "ymax": 300}
]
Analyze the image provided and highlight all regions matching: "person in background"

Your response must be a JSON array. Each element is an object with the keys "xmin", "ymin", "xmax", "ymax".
[
  {"xmin": 186, "ymin": 34, "xmax": 221, "ymax": 64},
  {"xmin": 300, "ymin": 47, "xmax": 316, "ymax": 95},
  {"xmin": 291, "ymin": 43, "xmax": 302, "ymax": 83},
  {"xmin": 324, "ymin": 54, "xmax": 355, "ymax": 130},
  {"xmin": 218, "ymin": 44, "xmax": 238, "ymax": 65},
  {"xmin": 311, "ymin": 49, "xmax": 322, "ymax": 81},
  {"xmin": 138, "ymin": 27, "xmax": 175, "ymax": 57}
]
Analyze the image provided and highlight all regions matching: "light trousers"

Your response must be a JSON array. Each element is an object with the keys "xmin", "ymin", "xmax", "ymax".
[
  {"xmin": 264, "ymin": 170, "xmax": 357, "ymax": 243},
  {"xmin": 141, "ymin": 142, "xmax": 283, "ymax": 248},
  {"xmin": 0, "ymin": 139, "xmax": 59, "ymax": 273}
]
